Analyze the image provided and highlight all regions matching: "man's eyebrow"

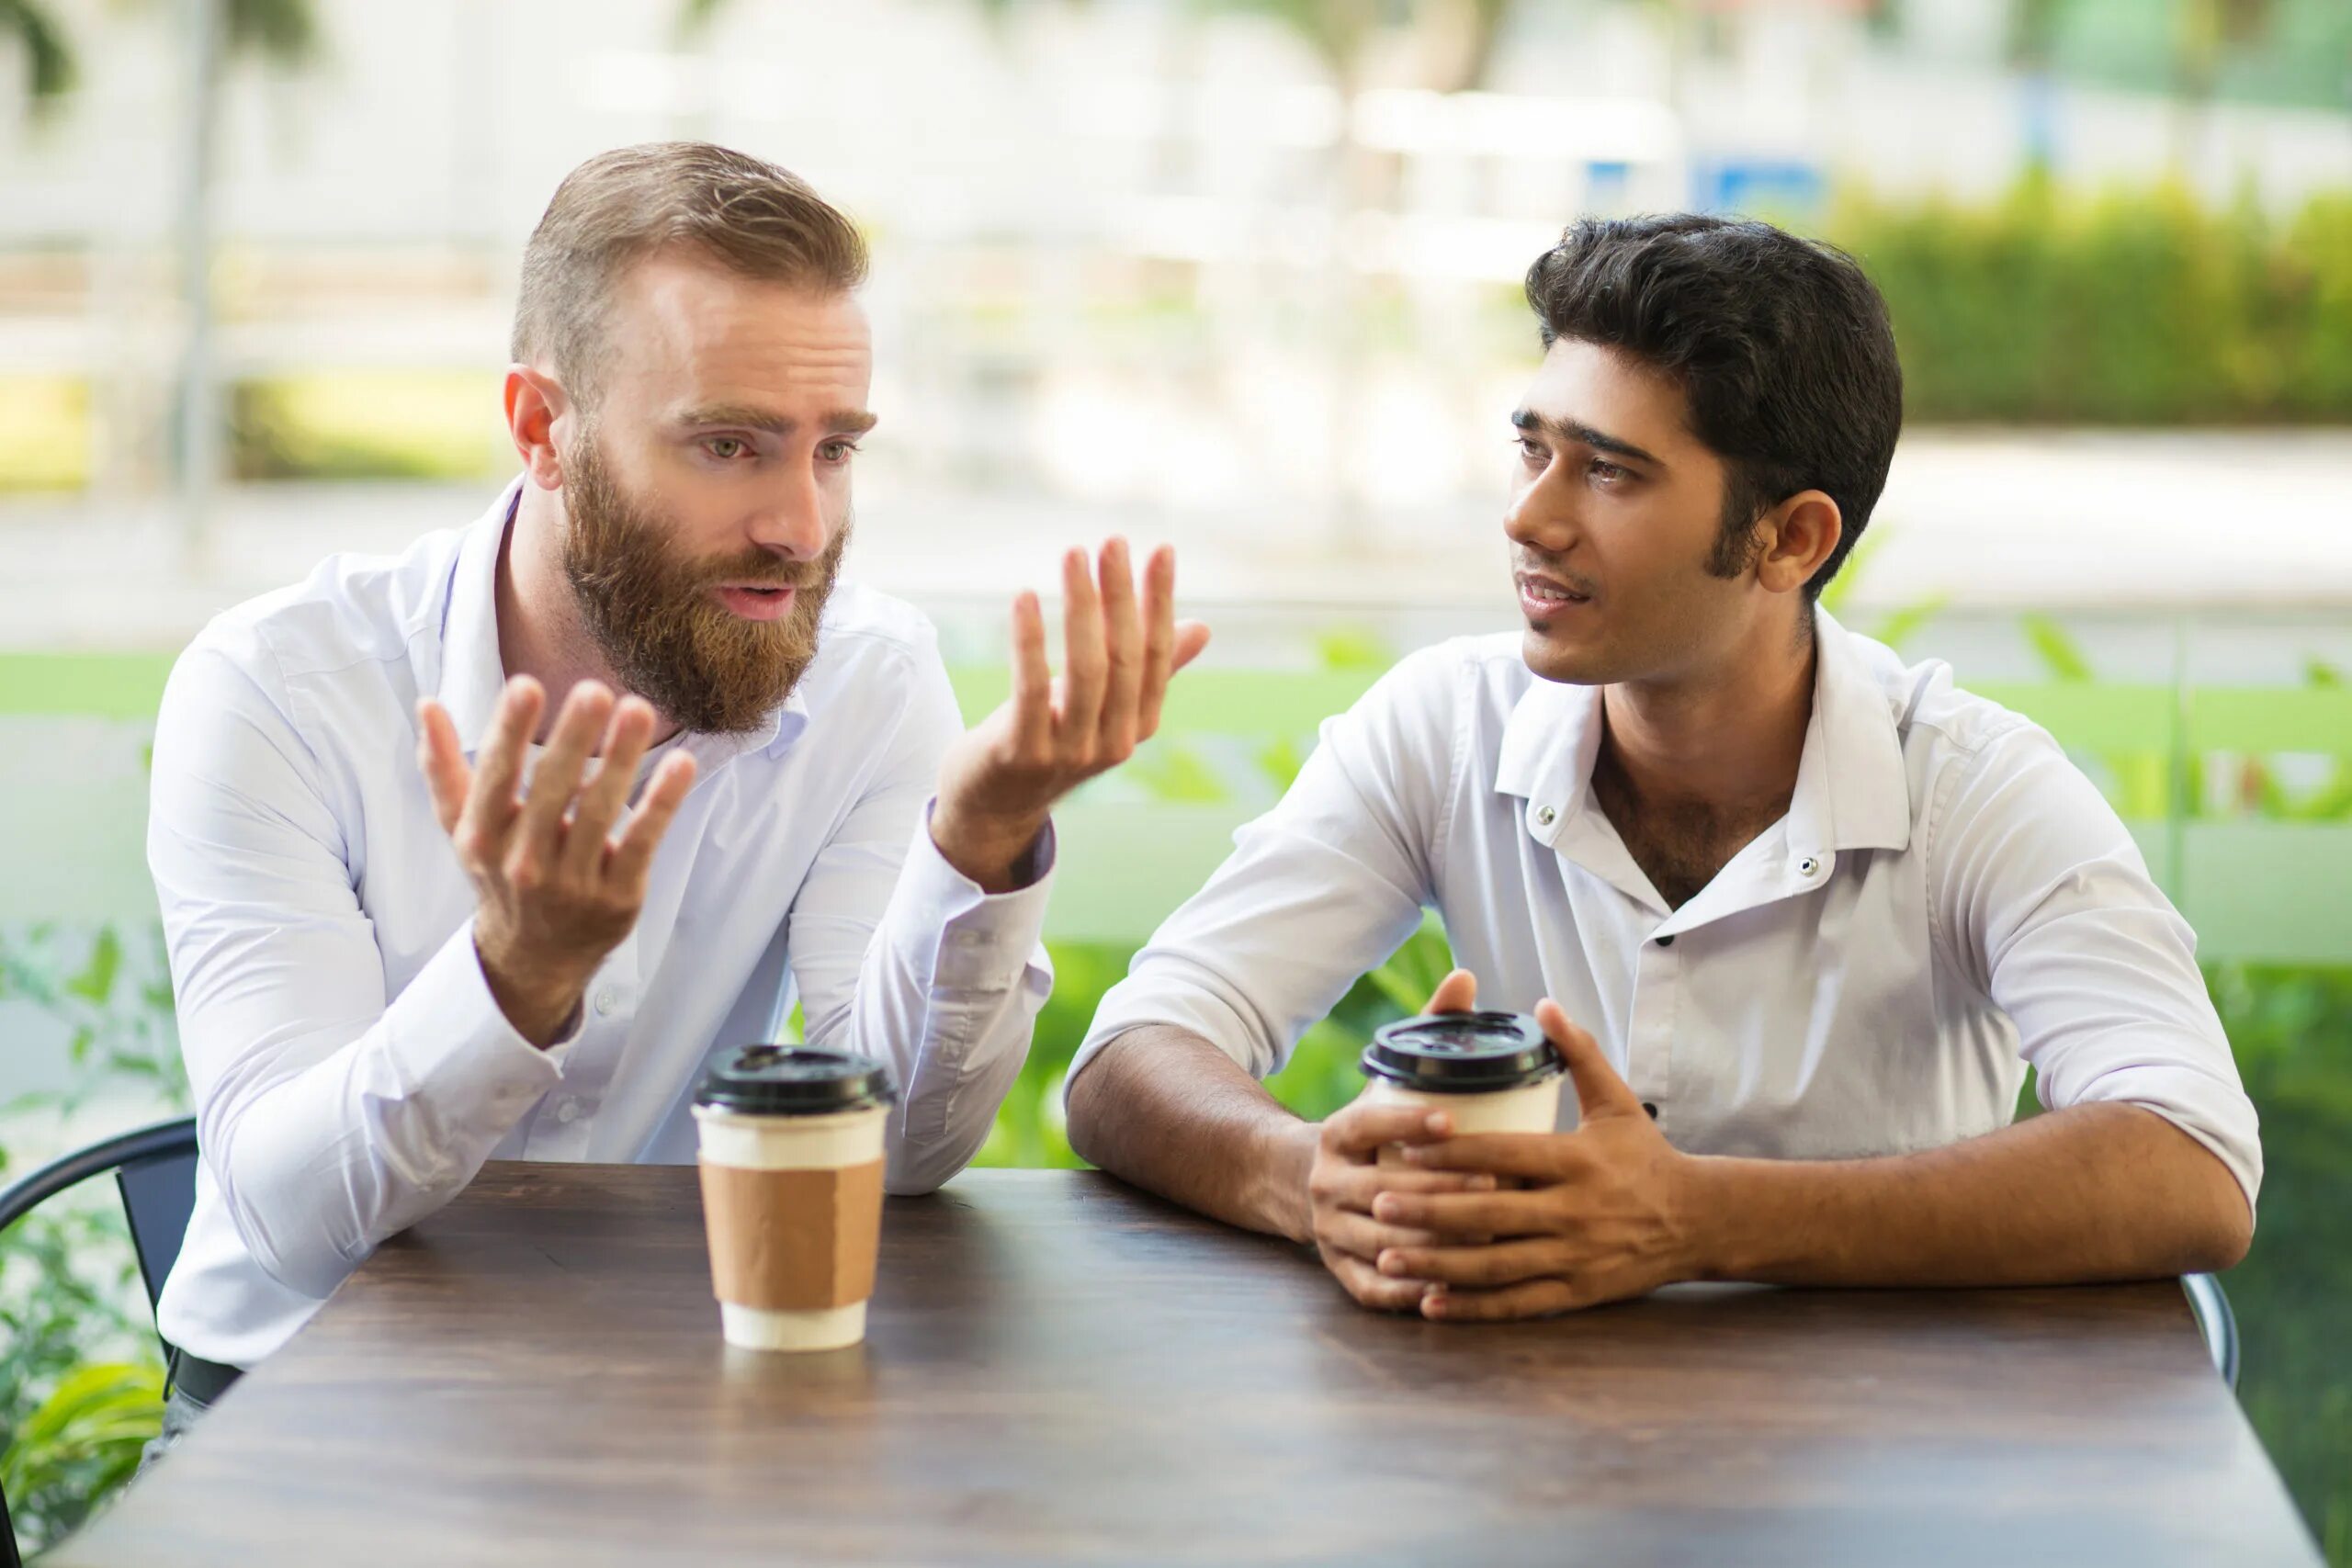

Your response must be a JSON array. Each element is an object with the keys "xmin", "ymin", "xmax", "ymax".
[
  {"xmin": 673, "ymin": 404, "xmax": 880, "ymax": 436},
  {"xmin": 1510, "ymin": 408, "xmax": 1662, "ymax": 468}
]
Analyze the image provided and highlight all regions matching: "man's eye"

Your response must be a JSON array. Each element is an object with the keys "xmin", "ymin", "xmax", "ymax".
[
  {"xmin": 1516, "ymin": 437, "xmax": 1546, "ymax": 463},
  {"xmin": 818, "ymin": 439, "xmax": 860, "ymax": 463},
  {"xmin": 1590, "ymin": 459, "xmax": 1628, "ymax": 484},
  {"xmin": 706, "ymin": 437, "xmax": 748, "ymax": 461}
]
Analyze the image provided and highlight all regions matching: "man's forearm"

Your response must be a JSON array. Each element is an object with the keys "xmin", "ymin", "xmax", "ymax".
[
  {"xmin": 1685, "ymin": 1101, "xmax": 2254, "ymax": 1288},
  {"xmin": 1065, "ymin": 1026, "xmax": 1318, "ymax": 1243}
]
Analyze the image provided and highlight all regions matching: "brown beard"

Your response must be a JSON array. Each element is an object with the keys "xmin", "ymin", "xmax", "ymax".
[{"xmin": 559, "ymin": 434, "xmax": 849, "ymax": 735}]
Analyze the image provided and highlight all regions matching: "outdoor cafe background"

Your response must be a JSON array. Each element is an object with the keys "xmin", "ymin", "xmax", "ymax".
[{"xmin": 2, "ymin": 0, "xmax": 2348, "ymax": 1559}]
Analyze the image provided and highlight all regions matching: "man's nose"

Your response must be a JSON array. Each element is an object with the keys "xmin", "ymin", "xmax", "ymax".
[
  {"xmin": 1503, "ymin": 468, "xmax": 1579, "ymax": 555},
  {"xmin": 746, "ymin": 464, "xmax": 829, "ymax": 560}
]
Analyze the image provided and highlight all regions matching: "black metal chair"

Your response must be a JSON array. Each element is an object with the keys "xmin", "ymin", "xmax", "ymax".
[
  {"xmin": 0, "ymin": 1117, "xmax": 198, "ymax": 1568},
  {"xmin": 2183, "ymin": 1271, "xmax": 2240, "ymax": 1391}
]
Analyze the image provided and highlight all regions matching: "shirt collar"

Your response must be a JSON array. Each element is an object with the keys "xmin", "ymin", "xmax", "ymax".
[
  {"xmin": 1491, "ymin": 604, "xmax": 1913, "ymax": 857},
  {"xmin": 433, "ymin": 476, "xmax": 811, "ymax": 762}
]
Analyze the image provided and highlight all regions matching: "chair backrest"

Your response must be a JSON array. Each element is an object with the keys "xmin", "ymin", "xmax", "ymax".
[
  {"xmin": 0, "ymin": 1119, "xmax": 198, "ymax": 1568},
  {"xmin": 114, "ymin": 1146, "xmax": 200, "ymax": 1318},
  {"xmin": 0, "ymin": 1119, "xmax": 199, "ymax": 1322}
]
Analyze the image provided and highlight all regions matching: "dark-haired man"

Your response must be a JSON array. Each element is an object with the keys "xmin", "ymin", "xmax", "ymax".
[{"xmin": 1065, "ymin": 215, "xmax": 2257, "ymax": 1319}]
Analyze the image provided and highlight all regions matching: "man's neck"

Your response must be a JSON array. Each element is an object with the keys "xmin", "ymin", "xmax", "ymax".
[
  {"xmin": 498, "ymin": 485, "xmax": 683, "ymax": 746},
  {"xmin": 1597, "ymin": 610, "xmax": 1817, "ymax": 821}
]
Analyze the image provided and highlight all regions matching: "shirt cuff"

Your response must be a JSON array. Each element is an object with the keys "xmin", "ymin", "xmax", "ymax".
[
  {"xmin": 379, "ymin": 919, "xmax": 567, "ymax": 1128},
  {"xmin": 889, "ymin": 802, "xmax": 1056, "ymax": 987}
]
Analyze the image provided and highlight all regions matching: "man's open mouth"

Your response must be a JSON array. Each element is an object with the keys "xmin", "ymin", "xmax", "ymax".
[
  {"xmin": 1516, "ymin": 572, "xmax": 1592, "ymax": 611},
  {"xmin": 712, "ymin": 584, "xmax": 798, "ymax": 622}
]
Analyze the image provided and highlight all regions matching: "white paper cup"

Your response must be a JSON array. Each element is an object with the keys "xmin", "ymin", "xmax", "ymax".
[
  {"xmin": 1358, "ymin": 1011, "xmax": 1566, "ymax": 1166},
  {"xmin": 1362, "ymin": 1073, "xmax": 1566, "ymax": 1166},
  {"xmin": 692, "ymin": 1046, "xmax": 897, "ymax": 1353}
]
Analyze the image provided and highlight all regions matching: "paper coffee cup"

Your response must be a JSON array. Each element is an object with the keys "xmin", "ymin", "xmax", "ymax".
[
  {"xmin": 1359, "ymin": 1011, "xmax": 1565, "ymax": 1166},
  {"xmin": 692, "ymin": 1045, "xmax": 898, "ymax": 1353}
]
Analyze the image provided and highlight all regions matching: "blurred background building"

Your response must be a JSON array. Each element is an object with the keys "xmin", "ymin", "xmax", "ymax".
[{"xmin": 2, "ymin": 1, "xmax": 2348, "ymax": 1560}]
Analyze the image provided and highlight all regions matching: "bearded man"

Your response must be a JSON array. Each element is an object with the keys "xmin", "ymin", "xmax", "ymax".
[{"xmin": 143, "ymin": 143, "xmax": 1206, "ymax": 1437}]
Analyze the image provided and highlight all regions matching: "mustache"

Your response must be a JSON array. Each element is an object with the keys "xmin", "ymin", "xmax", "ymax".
[
  {"xmin": 1513, "ymin": 555, "xmax": 1600, "ymax": 597},
  {"xmin": 686, "ymin": 553, "xmax": 832, "ymax": 591}
]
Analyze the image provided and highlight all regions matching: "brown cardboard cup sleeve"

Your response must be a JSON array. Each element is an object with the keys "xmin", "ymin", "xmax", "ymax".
[{"xmin": 698, "ymin": 1158, "xmax": 886, "ymax": 1312}]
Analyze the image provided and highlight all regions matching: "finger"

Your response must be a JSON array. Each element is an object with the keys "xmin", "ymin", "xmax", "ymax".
[
  {"xmin": 1057, "ymin": 547, "xmax": 1107, "ymax": 749},
  {"xmin": 562, "ymin": 696, "xmax": 657, "ymax": 879},
  {"xmin": 459, "ymin": 678, "xmax": 544, "ymax": 847},
  {"xmin": 1095, "ymin": 538, "xmax": 1144, "ymax": 759},
  {"xmin": 1135, "ymin": 546, "xmax": 1177, "ymax": 739},
  {"xmin": 1323, "ymin": 1249, "xmax": 1430, "ymax": 1314},
  {"xmin": 1422, "ymin": 1278, "xmax": 1585, "ymax": 1323},
  {"xmin": 1009, "ymin": 591, "xmax": 1051, "ymax": 758},
  {"xmin": 1424, "ymin": 968, "xmax": 1477, "ymax": 1016},
  {"xmin": 415, "ymin": 700, "xmax": 472, "ymax": 835},
  {"xmin": 1169, "ymin": 619, "xmax": 1212, "ymax": 674},
  {"xmin": 1370, "ymin": 1189, "xmax": 1555, "ymax": 1239},
  {"xmin": 1401, "ymin": 1133, "xmax": 1571, "ymax": 1181},
  {"xmin": 1323, "ymin": 1164, "xmax": 1497, "ymax": 1214},
  {"xmin": 608, "ymin": 750, "xmax": 697, "ymax": 896},
  {"xmin": 1322, "ymin": 1102, "xmax": 1454, "ymax": 1159},
  {"xmin": 1382, "ymin": 1238, "xmax": 1566, "ymax": 1291},
  {"xmin": 513, "ymin": 682, "xmax": 615, "ymax": 870},
  {"xmin": 1321, "ymin": 1208, "xmax": 1440, "ymax": 1259},
  {"xmin": 1536, "ymin": 998, "xmax": 1645, "ymax": 1122}
]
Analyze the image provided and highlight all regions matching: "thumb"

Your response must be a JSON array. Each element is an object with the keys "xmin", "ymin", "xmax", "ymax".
[
  {"xmin": 1423, "ymin": 968, "xmax": 1478, "ymax": 1016},
  {"xmin": 414, "ymin": 700, "xmax": 470, "ymax": 836},
  {"xmin": 1534, "ymin": 998, "xmax": 1640, "ymax": 1121}
]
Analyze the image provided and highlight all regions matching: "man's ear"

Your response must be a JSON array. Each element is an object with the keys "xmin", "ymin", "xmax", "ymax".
[
  {"xmin": 1753, "ymin": 490, "xmax": 1843, "ymax": 597},
  {"xmin": 504, "ymin": 366, "xmax": 571, "ymax": 491}
]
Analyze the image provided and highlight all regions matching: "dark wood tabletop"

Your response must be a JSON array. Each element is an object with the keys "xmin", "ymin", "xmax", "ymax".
[{"xmin": 59, "ymin": 1164, "xmax": 2317, "ymax": 1567}]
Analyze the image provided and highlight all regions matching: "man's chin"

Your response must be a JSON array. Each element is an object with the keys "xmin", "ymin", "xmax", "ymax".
[{"xmin": 1521, "ymin": 626, "xmax": 1609, "ymax": 687}]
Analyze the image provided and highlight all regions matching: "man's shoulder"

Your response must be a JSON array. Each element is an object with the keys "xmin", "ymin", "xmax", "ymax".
[
  {"xmin": 1369, "ymin": 632, "xmax": 1532, "ymax": 712},
  {"xmin": 179, "ymin": 525, "xmax": 468, "ymax": 705},
  {"xmin": 1838, "ymin": 626, "xmax": 2041, "ymax": 768}
]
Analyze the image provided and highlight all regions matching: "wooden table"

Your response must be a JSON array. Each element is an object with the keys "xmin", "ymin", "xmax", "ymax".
[{"xmin": 62, "ymin": 1166, "xmax": 2318, "ymax": 1566}]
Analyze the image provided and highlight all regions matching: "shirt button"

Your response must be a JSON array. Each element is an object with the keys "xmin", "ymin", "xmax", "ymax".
[
  {"xmin": 555, "ymin": 1100, "xmax": 582, "ymax": 1124},
  {"xmin": 594, "ymin": 988, "xmax": 617, "ymax": 1017},
  {"xmin": 1656, "ymin": 933, "xmax": 1675, "ymax": 948},
  {"xmin": 1643, "ymin": 1102, "xmax": 1658, "ymax": 1120},
  {"xmin": 1797, "ymin": 856, "xmax": 1822, "ymax": 878},
  {"xmin": 1534, "ymin": 805, "xmax": 1557, "ymax": 828}
]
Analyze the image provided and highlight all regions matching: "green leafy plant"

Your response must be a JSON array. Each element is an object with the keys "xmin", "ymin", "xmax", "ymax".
[{"xmin": 0, "ymin": 1361, "xmax": 164, "ymax": 1553}]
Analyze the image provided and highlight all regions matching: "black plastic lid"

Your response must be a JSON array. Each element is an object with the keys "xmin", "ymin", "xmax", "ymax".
[
  {"xmin": 1360, "ymin": 1011, "xmax": 1561, "ymax": 1095},
  {"xmin": 695, "ymin": 1045, "xmax": 898, "ymax": 1116}
]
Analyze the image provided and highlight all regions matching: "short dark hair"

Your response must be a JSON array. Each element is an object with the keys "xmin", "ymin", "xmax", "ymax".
[{"xmin": 1523, "ymin": 214, "xmax": 1903, "ymax": 600}]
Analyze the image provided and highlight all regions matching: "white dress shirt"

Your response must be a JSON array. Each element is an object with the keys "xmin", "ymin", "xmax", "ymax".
[
  {"xmin": 151, "ymin": 480, "xmax": 1054, "ymax": 1367},
  {"xmin": 1077, "ymin": 611, "xmax": 2261, "ymax": 1213}
]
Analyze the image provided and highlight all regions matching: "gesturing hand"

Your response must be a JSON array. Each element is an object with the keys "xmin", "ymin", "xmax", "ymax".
[
  {"xmin": 415, "ymin": 677, "xmax": 697, "ymax": 1047},
  {"xmin": 1305, "ymin": 969, "xmax": 1498, "ymax": 1312},
  {"xmin": 931, "ymin": 538, "xmax": 1211, "ymax": 892},
  {"xmin": 1368, "ymin": 998, "xmax": 1702, "ymax": 1321}
]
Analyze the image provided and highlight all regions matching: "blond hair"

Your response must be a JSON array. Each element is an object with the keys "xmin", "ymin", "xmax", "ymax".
[{"xmin": 512, "ymin": 141, "xmax": 869, "ymax": 405}]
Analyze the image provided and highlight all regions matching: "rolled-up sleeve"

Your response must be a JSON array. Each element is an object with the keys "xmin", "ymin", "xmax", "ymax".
[
  {"xmin": 1069, "ymin": 646, "xmax": 1459, "ymax": 1092},
  {"xmin": 1929, "ymin": 721, "xmax": 2261, "ymax": 1217},
  {"xmin": 785, "ymin": 634, "xmax": 1053, "ymax": 1195},
  {"xmin": 149, "ymin": 641, "xmax": 562, "ymax": 1301}
]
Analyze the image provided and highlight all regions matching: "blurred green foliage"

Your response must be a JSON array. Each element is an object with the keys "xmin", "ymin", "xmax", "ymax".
[
  {"xmin": 1837, "ymin": 177, "xmax": 2352, "ymax": 423},
  {"xmin": 227, "ymin": 371, "xmax": 505, "ymax": 484}
]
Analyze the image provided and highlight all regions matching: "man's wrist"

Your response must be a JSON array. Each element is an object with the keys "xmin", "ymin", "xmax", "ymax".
[
  {"xmin": 929, "ymin": 800, "xmax": 1051, "ymax": 895},
  {"xmin": 1259, "ymin": 1119, "xmax": 1320, "ymax": 1246},
  {"xmin": 475, "ymin": 938, "xmax": 592, "ymax": 1050},
  {"xmin": 1677, "ymin": 1154, "xmax": 1815, "ymax": 1283}
]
